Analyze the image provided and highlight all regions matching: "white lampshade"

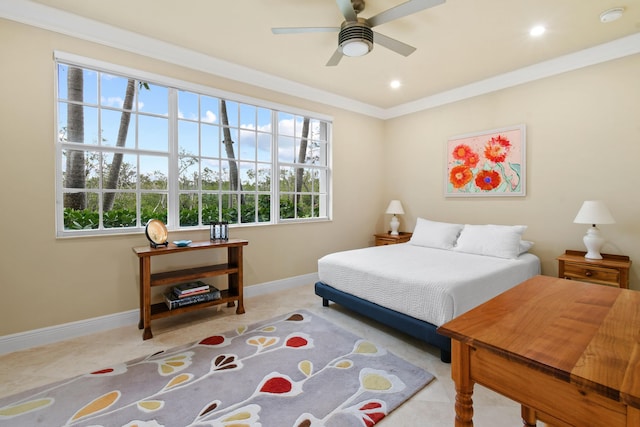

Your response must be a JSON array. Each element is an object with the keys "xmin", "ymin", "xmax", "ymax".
[
  {"xmin": 385, "ymin": 200, "xmax": 405, "ymax": 215},
  {"xmin": 573, "ymin": 200, "xmax": 615, "ymax": 260},
  {"xmin": 385, "ymin": 200, "xmax": 404, "ymax": 236},
  {"xmin": 573, "ymin": 200, "xmax": 615, "ymax": 225}
]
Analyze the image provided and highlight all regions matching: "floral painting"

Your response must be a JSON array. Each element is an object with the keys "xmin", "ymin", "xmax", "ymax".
[{"xmin": 445, "ymin": 124, "xmax": 526, "ymax": 197}]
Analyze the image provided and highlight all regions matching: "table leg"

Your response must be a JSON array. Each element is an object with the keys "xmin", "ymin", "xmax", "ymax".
[
  {"xmin": 140, "ymin": 256, "xmax": 153, "ymax": 340},
  {"xmin": 235, "ymin": 297, "xmax": 245, "ymax": 314},
  {"xmin": 521, "ymin": 406, "xmax": 537, "ymax": 427},
  {"xmin": 228, "ymin": 245, "xmax": 245, "ymax": 315},
  {"xmin": 138, "ymin": 258, "xmax": 144, "ymax": 330},
  {"xmin": 628, "ymin": 406, "xmax": 640, "ymax": 427},
  {"xmin": 143, "ymin": 326, "xmax": 153, "ymax": 340},
  {"xmin": 451, "ymin": 340, "xmax": 474, "ymax": 427}
]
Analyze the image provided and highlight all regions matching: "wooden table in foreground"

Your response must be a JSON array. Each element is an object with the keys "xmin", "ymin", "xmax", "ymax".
[{"xmin": 437, "ymin": 275, "xmax": 640, "ymax": 427}]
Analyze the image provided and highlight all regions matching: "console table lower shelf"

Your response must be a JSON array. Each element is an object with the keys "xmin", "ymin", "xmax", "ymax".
[{"xmin": 133, "ymin": 239, "xmax": 249, "ymax": 340}]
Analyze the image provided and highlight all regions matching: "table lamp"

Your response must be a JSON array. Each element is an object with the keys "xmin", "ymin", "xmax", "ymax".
[
  {"xmin": 385, "ymin": 200, "xmax": 405, "ymax": 236},
  {"xmin": 573, "ymin": 200, "xmax": 615, "ymax": 259}
]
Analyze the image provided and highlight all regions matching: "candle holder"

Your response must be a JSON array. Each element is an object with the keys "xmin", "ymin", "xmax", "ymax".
[{"xmin": 210, "ymin": 221, "xmax": 229, "ymax": 241}]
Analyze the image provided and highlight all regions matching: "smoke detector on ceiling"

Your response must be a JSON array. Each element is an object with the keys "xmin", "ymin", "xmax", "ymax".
[{"xmin": 600, "ymin": 7, "xmax": 624, "ymax": 23}]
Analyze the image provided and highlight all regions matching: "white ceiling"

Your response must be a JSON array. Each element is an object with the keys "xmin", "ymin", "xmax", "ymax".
[{"xmin": 3, "ymin": 0, "xmax": 640, "ymax": 117}]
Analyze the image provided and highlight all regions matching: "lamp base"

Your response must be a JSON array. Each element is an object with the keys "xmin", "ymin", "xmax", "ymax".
[
  {"xmin": 389, "ymin": 215, "xmax": 400, "ymax": 236},
  {"xmin": 583, "ymin": 225, "xmax": 605, "ymax": 260}
]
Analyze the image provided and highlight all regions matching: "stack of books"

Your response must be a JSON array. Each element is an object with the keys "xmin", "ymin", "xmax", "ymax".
[{"xmin": 164, "ymin": 281, "xmax": 221, "ymax": 310}]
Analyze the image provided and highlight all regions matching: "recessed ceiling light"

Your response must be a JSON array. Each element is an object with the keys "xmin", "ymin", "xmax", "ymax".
[
  {"xmin": 529, "ymin": 25, "xmax": 546, "ymax": 37},
  {"xmin": 390, "ymin": 80, "xmax": 401, "ymax": 89},
  {"xmin": 600, "ymin": 7, "xmax": 624, "ymax": 23}
]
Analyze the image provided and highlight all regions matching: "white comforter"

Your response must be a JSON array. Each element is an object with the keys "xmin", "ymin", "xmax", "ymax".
[{"xmin": 318, "ymin": 243, "xmax": 540, "ymax": 326}]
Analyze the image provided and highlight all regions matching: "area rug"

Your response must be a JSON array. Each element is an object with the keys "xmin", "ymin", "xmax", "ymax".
[{"xmin": 0, "ymin": 310, "xmax": 434, "ymax": 426}]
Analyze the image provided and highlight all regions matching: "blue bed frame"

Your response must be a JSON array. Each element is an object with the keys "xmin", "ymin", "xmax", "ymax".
[{"xmin": 315, "ymin": 281, "xmax": 451, "ymax": 363}]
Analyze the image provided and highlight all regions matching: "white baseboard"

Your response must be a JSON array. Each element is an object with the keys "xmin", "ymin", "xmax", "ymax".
[{"xmin": 0, "ymin": 273, "xmax": 318, "ymax": 355}]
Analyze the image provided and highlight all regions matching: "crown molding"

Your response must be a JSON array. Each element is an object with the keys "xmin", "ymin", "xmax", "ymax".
[
  {"xmin": 384, "ymin": 32, "xmax": 640, "ymax": 119},
  {"xmin": 1, "ymin": 0, "xmax": 639, "ymax": 120}
]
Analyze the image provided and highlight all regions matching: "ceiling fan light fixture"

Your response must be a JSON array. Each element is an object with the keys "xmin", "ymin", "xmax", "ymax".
[
  {"xmin": 339, "ymin": 21, "xmax": 374, "ymax": 57},
  {"xmin": 342, "ymin": 40, "xmax": 372, "ymax": 57}
]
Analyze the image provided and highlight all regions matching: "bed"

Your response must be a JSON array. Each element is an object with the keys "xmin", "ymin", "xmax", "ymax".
[{"xmin": 315, "ymin": 219, "xmax": 541, "ymax": 362}]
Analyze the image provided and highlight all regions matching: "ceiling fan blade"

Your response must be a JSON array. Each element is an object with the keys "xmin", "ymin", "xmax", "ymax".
[
  {"xmin": 335, "ymin": 0, "xmax": 357, "ymax": 22},
  {"xmin": 272, "ymin": 27, "xmax": 340, "ymax": 34},
  {"xmin": 367, "ymin": 0, "xmax": 445, "ymax": 28},
  {"xmin": 326, "ymin": 48, "xmax": 343, "ymax": 66},
  {"xmin": 373, "ymin": 31, "xmax": 416, "ymax": 56}
]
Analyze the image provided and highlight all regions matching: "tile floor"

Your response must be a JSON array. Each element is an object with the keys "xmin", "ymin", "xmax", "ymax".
[{"xmin": 0, "ymin": 284, "xmax": 526, "ymax": 426}]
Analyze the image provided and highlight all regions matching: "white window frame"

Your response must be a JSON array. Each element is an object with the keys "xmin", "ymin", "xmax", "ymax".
[{"xmin": 54, "ymin": 51, "xmax": 332, "ymax": 237}]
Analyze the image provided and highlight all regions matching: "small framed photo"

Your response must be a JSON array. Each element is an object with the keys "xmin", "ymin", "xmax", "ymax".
[{"xmin": 445, "ymin": 124, "xmax": 526, "ymax": 197}]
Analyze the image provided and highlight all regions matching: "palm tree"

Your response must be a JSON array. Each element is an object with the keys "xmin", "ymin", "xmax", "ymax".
[
  {"xmin": 220, "ymin": 99, "xmax": 241, "ymax": 199},
  {"xmin": 64, "ymin": 66, "xmax": 86, "ymax": 210},
  {"xmin": 102, "ymin": 78, "xmax": 136, "ymax": 211}
]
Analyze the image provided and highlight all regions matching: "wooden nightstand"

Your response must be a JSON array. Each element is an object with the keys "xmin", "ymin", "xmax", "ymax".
[
  {"xmin": 374, "ymin": 232, "xmax": 412, "ymax": 246},
  {"xmin": 557, "ymin": 250, "xmax": 631, "ymax": 289}
]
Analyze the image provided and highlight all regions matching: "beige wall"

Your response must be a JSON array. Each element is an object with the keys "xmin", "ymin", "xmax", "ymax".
[
  {"xmin": 383, "ymin": 54, "xmax": 640, "ymax": 286},
  {"xmin": 0, "ymin": 19, "xmax": 385, "ymax": 336},
  {"xmin": 1, "ymin": 18, "xmax": 638, "ymax": 337}
]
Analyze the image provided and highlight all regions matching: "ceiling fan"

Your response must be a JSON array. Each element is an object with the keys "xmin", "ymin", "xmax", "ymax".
[{"xmin": 271, "ymin": 0, "xmax": 445, "ymax": 66}]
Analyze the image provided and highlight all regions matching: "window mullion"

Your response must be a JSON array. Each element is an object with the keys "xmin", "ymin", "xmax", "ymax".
[
  {"xmin": 167, "ymin": 88, "xmax": 179, "ymax": 230},
  {"xmin": 272, "ymin": 110, "xmax": 280, "ymax": 223}
]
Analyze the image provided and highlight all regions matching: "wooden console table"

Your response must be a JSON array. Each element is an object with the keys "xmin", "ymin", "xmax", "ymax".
[
  {"xmin": 133, "ymin": 239, "xmax": 249, "ymax": 340},
  {"xmin": 437, "ymin": 275, "xmax": 640, "ymax": 427}
]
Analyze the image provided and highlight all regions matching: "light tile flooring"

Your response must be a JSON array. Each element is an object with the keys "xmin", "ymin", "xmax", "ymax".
[{"xmin": 0, "ymin": 284, "xmax": 525, "ymax": 426}]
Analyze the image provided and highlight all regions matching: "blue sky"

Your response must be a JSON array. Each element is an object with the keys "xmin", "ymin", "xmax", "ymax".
[{"xmin": 58, "ymin": 64, "xmax": 326, "ymax": 183}]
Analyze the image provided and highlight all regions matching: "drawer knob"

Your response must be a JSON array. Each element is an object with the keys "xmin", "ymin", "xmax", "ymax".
[{"xmin": 585, "ymin": 270, "xmax": 593, "ymax": 277}]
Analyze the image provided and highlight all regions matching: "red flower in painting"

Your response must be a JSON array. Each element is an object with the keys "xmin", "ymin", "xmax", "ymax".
[
  {"xmin": 452, "ymin": 144, "xmax": 473, "ymax": 160},
  {"xmin": 475, "ymin": 170, "xmax": 501, "ymax": 190},
  {"xmin": 484, "ymin": 135, "xmax": 511, "ymax": 162},
  {"xmin": 452, "ymin": 144, "xmax": 479, "ymax": 167},
  {"xmin": 464, "ymin": 151, "xmax": 479, "ymax": 167},
  {"xmin": 449, "ymin": 165, "xmax": 473, "ymax": 188}
]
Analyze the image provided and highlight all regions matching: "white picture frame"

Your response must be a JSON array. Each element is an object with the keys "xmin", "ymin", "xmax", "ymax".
[{"xmin": 445, "ymin": 124, "xmax": 526, "ymax": 197}]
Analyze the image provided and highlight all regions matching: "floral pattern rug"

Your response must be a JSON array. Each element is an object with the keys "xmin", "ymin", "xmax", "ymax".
[{"xmin": 0, "ymin": 310, "xmax": 434, "ymax": 426}]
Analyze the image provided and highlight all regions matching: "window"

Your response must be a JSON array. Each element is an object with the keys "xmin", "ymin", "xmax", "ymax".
[{"xmin": 55, "ymin": 53, "xmax": 331, "ymax": 237}]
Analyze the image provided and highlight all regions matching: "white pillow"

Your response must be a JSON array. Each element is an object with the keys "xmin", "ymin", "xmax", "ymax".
[
  {"xmin": 519, "ymin": 240, "xmax": 534, "ymax": 255},
  {"xmin": 454, "ymin": 224, "xmax": 528, "ymax": 259},
  {"xmin": 409, "ymin": 218, "xmax": 464, "ymax": 250}
]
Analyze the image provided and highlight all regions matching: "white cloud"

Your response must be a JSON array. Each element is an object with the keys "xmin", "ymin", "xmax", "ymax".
[
  {"xmin": 99, "ymin": 96, "xmax": 144, "ymax": 111},
  {"xmin": 279, "ymin": 118, "xmax": 295, "ymax": 135},
  {"xmin": 101, "ymin": 96, "xmax": 124, "ymax": 108},
  {"xmin": 203, "ymin": 110, "xmax": 217, "ymax": 123}
]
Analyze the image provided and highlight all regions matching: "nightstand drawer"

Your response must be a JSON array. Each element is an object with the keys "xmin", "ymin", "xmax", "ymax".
[
  {"xmin": 562, "ymin": 263, "xmax": 620, "ymax": 287},
  {"xmin": 374, "ymin": 232, "xmax": 412, "ymax": 246}
]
